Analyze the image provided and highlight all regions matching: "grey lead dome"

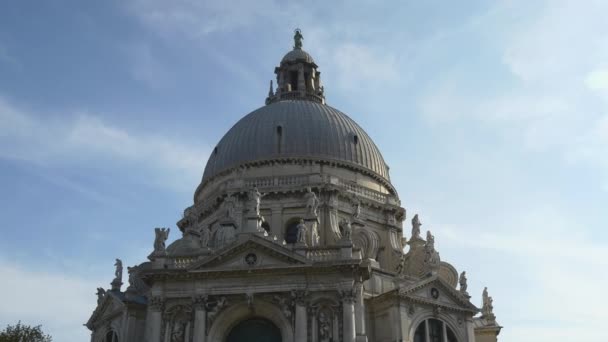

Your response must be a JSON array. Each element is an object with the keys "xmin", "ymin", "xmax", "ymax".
[{"xmin": 201, "ymin": 100, "xmax": 390, "ymax": 183}]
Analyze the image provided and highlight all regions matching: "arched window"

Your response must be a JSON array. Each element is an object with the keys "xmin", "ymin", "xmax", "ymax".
[
  {"xmin": 413, "ymin": 319, "xmax": 457, "ymax": 342},
  {"xmin": 284, "ymin": 217, "xmax": 302, "ymax": 244},
  {"xmin": 104, "ymin": 330, "xmax": 118, "ymax": 342}
]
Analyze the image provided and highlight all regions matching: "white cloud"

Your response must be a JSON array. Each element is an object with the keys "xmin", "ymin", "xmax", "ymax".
[
  {"xmin": 0, "ymin": 259, "xmax": 102, "ymax": 342},
  {"xmin": 0, "ymin": 97, "xmax": 208, "ymax": 193},
  {"xmin": 435, "ymin": 203, "xmax": 608, "ymax": 342},
  {"xmin": 418, "ymin": 0, "xmax": 608, "ymax": 189}
]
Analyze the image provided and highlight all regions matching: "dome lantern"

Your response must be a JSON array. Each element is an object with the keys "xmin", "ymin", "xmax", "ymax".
[{"xmin": 266, "ymin": 29, "xmax": 325, "ymax": 105}]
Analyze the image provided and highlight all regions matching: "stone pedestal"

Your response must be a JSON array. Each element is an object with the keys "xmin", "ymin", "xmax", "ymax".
[
  {"xmin": 110, "ymin": 279, "xmax": 123, "ymax": 292},
  {"xmin": 338, "ymin": 239, "xmax": 353, "ymax": 259},
  {"xmin": 241, "ymin": 214, "xmax": 264, "ymax": 235}
]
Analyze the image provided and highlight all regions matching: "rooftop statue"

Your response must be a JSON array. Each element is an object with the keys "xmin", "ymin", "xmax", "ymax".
[
  {"xmin": 411, "ymin": 214, "xmax": 422, "ymax": 239},
  {"xmin": 249, "ymin": 186, "xmax": 267, "ymax": 216},
  {"xmin": 200, "ymin": 224, "xmax": 210, "ymax": 248},
  {"xmin": 153, "ymin": 227, "xmax": 170, "ymax": 254},
  {"xmin": 294, "ymin": 29, "xmax": 303, "ymax": 49},
  {"xmin": 304, "ymin": 187, "xmax": 320, "ymax": 217},
  {"xmin": 96, "ymin": 288, "xmax": 106, "ymax": 305},
  {"xmin": 459, "ymin": 271, "xmax": 468, "ymax": 294},
  {"xmin": 114, "ymin": 258, "xmax": 123, "ymax": 283}
]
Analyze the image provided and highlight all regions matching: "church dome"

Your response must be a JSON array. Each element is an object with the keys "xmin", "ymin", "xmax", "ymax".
[
  {"xmin": 281, "ymin": 48, "xmax": 315, "ymax": 64},
  {"xmin": 201, "ymin": 100, "xmax": 390, "ymax": 184}
]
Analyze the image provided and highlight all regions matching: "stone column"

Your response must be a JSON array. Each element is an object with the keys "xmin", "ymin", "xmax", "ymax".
[
  {"xmin": 192, "ymin": 296, "xmax": 207, "ymax": 342},
  {"xmin": 465, "ymin": 317, "xmax": 476, "ymax": 342},
  {"xmin": 354, "ymin": 282, "xmax": 368, "ymax": 342},
  {"xmin": 425, "ymin": 320, "xmax": 431, "ymax": 342},
  {"xmin": 342, "ymin": 292, "xmax": 356, "ymax": 342},
  {"xmin": 145, "ymin": 296, "xmax": 163, "ymax": 342},
  {"xmin": 295, "ymin": 293, "xmax": 308, "ymax": 341}
]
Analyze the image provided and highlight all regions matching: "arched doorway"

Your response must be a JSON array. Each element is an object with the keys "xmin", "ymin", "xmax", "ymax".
[{"xmin": 226, "ymin": 318, "xmax": 281, "ymax": 342}]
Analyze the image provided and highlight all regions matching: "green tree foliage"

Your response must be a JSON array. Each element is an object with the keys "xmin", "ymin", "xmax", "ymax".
[{"xmin": 0, "ymin": 321, "xmax": 52, "ymax": 342}]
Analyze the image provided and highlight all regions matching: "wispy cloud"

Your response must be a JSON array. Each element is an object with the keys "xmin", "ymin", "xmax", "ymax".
[
  {"xmin": 418, "ymin": 0, "xmax": 608, "ymax": 189},
  {"xmin": 0, "ymin": 97, "xmax": 209, "ymax": 193},
  {"xmin": 0, "ymin": 259, "xmax": 102, "ymax": 342}
]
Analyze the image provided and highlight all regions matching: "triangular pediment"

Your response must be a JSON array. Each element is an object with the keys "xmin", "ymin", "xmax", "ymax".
[
  {"xmin": 86, "ymin": 291, "xmax": 126, "ymax": 329},
  {"xmin": 399, "ymin": 275, "xmax": 478, "ymax": 313},
  {"xmin": 187, "ymin": 235, "xmax": 312, "ymax": 271}
]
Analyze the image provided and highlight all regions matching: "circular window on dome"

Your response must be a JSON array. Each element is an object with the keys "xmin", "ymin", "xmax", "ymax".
[{"xmin": 245, "ymin": 253, "xmax": 258, "ymax": 266}]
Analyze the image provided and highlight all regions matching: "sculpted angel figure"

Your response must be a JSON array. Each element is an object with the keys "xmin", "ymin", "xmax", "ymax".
[
  {"xmin": 411, "ymin": 214, "xmax": 422, "ymax": 239},
  {"xmin": 304, "ymin": 187, "xmax": 320, "ymax": 216},
  {"xmin": 154, "ymin": 227, "xmax": 170, "ymax": 253},
  {"xmin": 294, "ymin": 29, "xmax": 303, "ymax": 49}
]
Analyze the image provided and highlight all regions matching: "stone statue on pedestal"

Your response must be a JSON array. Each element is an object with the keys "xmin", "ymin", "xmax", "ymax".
[
  {"xmin": 340, "ymin": 219, "xmax": 352, "ymax": 240},
  {"xmin": 459, "ymin": 271, "xmax": 468, "ymax": 294},
  {"xmin": 96, "ymin": 288, "xmax": 106, "ymax": 305},
  {"xmin": 296, "ymin": 219, "xmax": 307, "ymax": 244},
  {"xmin": 153, "ymin": 227, "xmax": 170, "ymax": 254},
  {"xmin": 304, "ymin": 187, "xmax": 319, "ymax": 217},
  {"xmin": 200, "ymin": 225, "xmax": 210, "ymax": 248},
  {"xmin": 249, "ymin": 186, "xmax": 266, "ymax": 216},
  {"xmin": 114, "ymin": 259, "xmax": 123, "ymax": 283},
  {"xmin": 411, "ymin": 214, "xmax": 422, "ymax": 239}
]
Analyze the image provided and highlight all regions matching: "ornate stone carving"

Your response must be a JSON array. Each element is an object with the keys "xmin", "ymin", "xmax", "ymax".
[
  {"xmin": 318, "ymin": 310, "xmax": 332, "ymax": 342},
  {"xmin": 294, "ymin": 29, "xmax": 303, "ymax": 49},
  {"xmin": 482, "ymin": 287, "xmax": 496, "ymax": 321},
  {"xmin": 152, "ymin": 227, "xmax": 170, "ymax": 256},
  {"xmin": 339, "ymin": 288, "xmax": 356, "ymax": 304},
  {"xmin": 248, "ymin": 186, "xmax": 266, "ymax": 216},
  {"xmin": 339, "ymin": 219, "xmax": 352, "ymax": 240},
  {"xmin": 223, "ymin": 193, "xmax": 236, "ymax": 219},
  {"xmin": 163, "ymin": 304, "xmax": 193, "ymax": 342},
  {"xmin": 273, "ymin": 294, "xmax": 294, "ymax": 319},
  {"xmin": 111, "ymin": 258, "xmax": 123, "ymax": 290},
  {"xmin": 351, "ymin": 196, "xmax": 361, "ymax": 219},
  {"xmin": 192, "ymin": 295, "xmax": 208, "ymax": 311},
  {"xmin": 206, "ymin": 296, "xmax": 228, "ymax": 325},
  {"xmin": 199, "ymin": 225, "xmax": 210, "ymax": 248},
  {"xmin": 423, "ymin": 231, "xmax": 441, "ymax": 274},
  {"xmin": 459, "ymin": 271, "xmax": 469, "ymax": 296},
  {"xmin": 149, "ymin": 296, "xmax": 165, "ymax": 312},
  {"xmin": 96, "ymin": 288, "xmax": 106, "ymax": 305},
  {"xmin": 292, "ymin": 290, "xmax": 309, "ymax": 306},
  {"xmin": 411, "ymin": 214, "xmax": 422, "ymax": 240},
  {"xmin": 296, "ymin": 219, "xmax": 308, "ymax": 245},
  {"xmin": 304, "ymin": 187, "xmax": 320, "ymax": 217}
]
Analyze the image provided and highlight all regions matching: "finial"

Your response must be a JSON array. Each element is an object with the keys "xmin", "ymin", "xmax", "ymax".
[
  {"xmin": 294, "ymin": 28, "xmax": 303, "ymax": 49},
  {"xmin": 268, "ymin": 80, "xmax": 274, "ymax": 97}
]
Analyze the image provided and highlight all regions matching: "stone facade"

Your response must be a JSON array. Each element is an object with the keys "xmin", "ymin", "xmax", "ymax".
[{"xmin": 86, "ymin": 31, "xmax": 502, "ymax": 342}]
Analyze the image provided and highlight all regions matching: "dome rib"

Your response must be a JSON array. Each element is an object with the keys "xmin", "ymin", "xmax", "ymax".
[{"xmin": 201, "ymin": 101, "xmax": 390, "ymax": 184}]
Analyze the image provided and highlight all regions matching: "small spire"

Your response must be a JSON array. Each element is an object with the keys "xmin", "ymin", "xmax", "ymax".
[
  {"xmin": 294, "ymin": 28, "xmax": 303, "ymax": 49},
  {"xmin": 268, "ymin": 80, "xmax": 274, "ymax": 97}
]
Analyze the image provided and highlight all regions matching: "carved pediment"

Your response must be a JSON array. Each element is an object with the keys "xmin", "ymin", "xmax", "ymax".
[
  {"xmin": 187, "ymin": 235, "xmax": 311, "ymax": 271},
  {"xmin": 399, "ymin": 275, "xmax": 478, "ymax": 314},
  {"xmin": 86, "ymin": 291, "xmax": 126, "ymax": 329}
]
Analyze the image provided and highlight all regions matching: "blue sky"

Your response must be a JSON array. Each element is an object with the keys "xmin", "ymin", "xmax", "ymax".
[{"xmin": 1, "ymin": 1, "xmax": 607, "ymax": 341}]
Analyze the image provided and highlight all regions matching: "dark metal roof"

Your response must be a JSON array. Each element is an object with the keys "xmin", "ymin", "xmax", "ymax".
[
  {"xmin": 281, "ymin": 48, "xmax": 315, "ymax": 64},
  {"xmin": 201, "ymin": 100, "xmax": 390, "ymax": 183}
]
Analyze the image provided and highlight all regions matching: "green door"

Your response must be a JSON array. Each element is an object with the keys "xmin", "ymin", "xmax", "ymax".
[{"xmin": 226, "ymin": 318, "xmax": 282, "ymax": 342}]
